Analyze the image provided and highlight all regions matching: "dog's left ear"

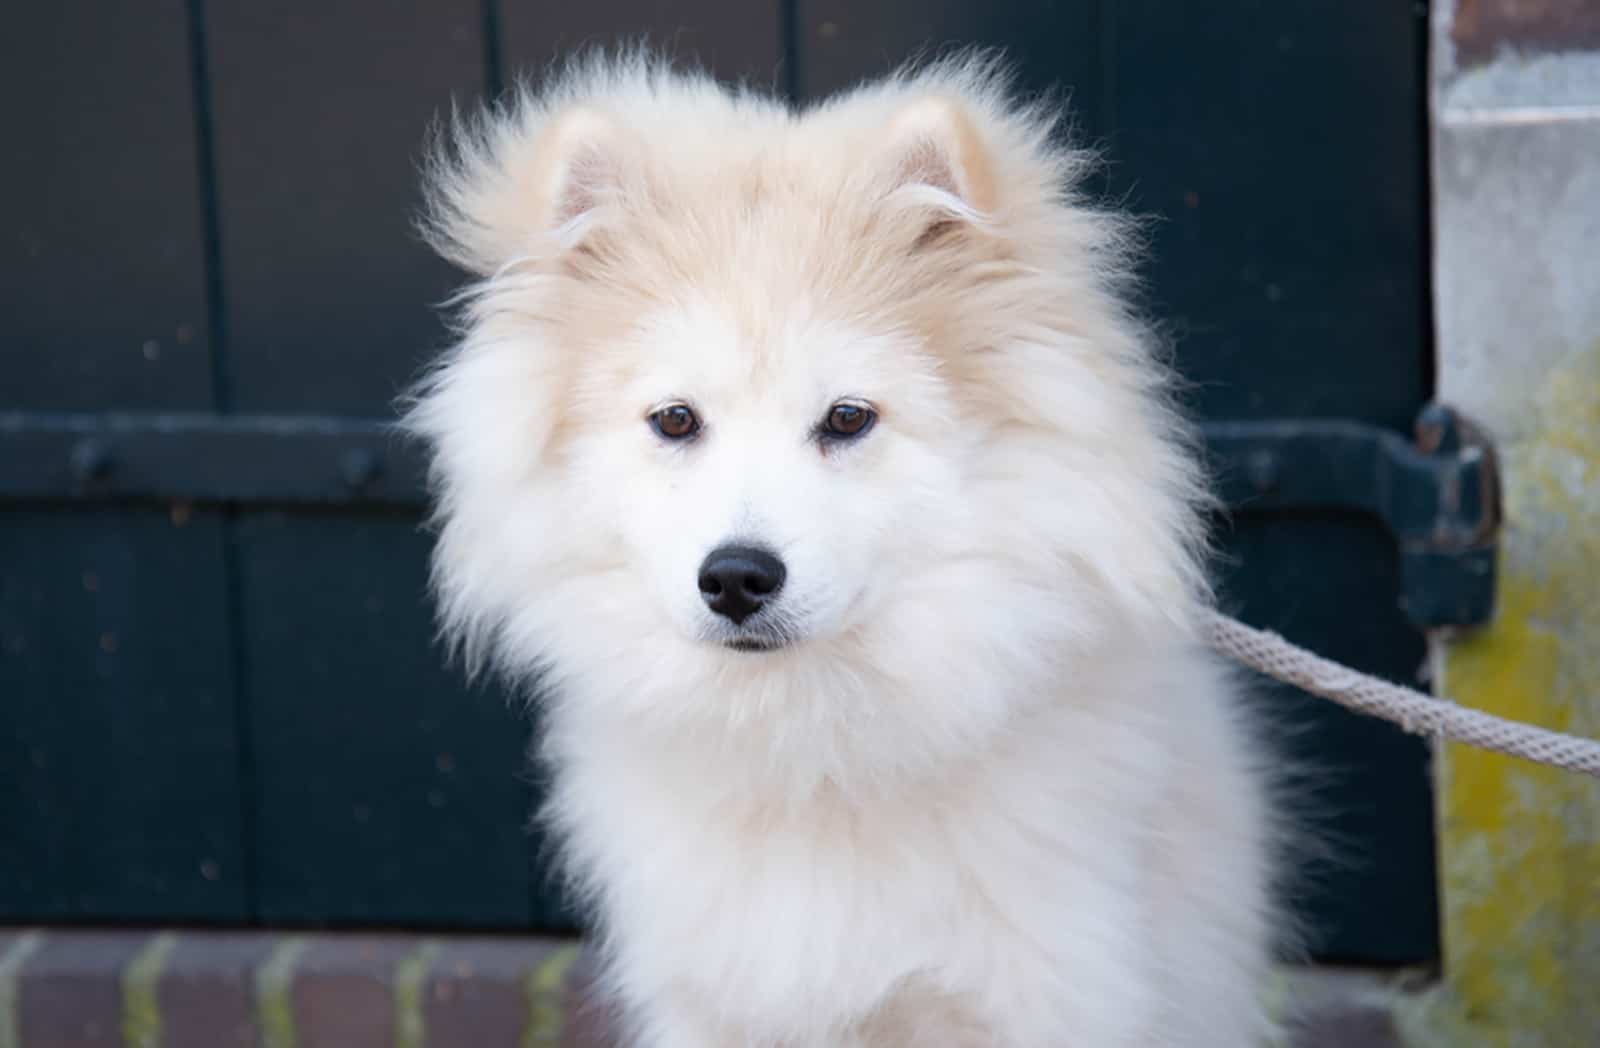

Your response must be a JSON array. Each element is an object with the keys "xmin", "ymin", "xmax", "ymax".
[{"xmin": 878, "ymin": 96, "xmax": 998, "ymax": 225}]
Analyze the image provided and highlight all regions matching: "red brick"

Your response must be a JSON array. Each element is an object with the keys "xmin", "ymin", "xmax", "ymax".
[
  {"xmin": 18, "ymin": 932, "xmax": 143, "ymax": 1048},
  {"xmin": 160, "ymin": 931, "xmax": 275, "ymax": 1048},
  {"xmin": 292, "ymin": 935, "xmax": 413, "ymax": 1048},
  {"xmin": 424, "ymin": 937, "xmax": 538, "ymax": 1046},
  {"xmin": 562, "ymin": 946, "xmax": 621, "ymax": 1048}
]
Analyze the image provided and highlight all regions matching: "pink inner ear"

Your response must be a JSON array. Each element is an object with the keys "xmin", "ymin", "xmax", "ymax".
[
  {"xmin": 882, "ymin": 97, "xmax": 997, "ymax": 215},
  {"xmin": 896, "ymin": 136, "xmax": 965, "ymax": 201},
  {"xmin": 551, "ymin": 142, "xmax": 615, "ymax": 229}
]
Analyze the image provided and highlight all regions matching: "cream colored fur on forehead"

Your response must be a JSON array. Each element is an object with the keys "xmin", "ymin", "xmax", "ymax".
[
  {"xmin": 418, "ymin": 51, "xmax": 1139, "ymax": 399},
  {"xmin": 420, "ymin": 51, "xmax": 1103, "ymax": 280}
]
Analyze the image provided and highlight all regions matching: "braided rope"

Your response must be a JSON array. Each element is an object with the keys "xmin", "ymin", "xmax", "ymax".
[{"xmin": 1205, "ymin": 611, "xmax": 1600, "ymax": 779}]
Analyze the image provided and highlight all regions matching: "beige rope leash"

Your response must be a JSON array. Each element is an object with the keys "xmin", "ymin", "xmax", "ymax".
[{"xmin": 1205, "ymin": 611, "xmax": 1600, "ymax": 779}]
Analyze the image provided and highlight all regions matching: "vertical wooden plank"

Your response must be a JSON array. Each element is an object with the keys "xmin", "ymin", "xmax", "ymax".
[
  {"xmin": 1214, "ymin": 515, "xmax": 1435, "ymax": 963},
  {"xmin": 0, "ymin": 4, "xmax": 213, "ymax": 410},
  {"xmin": 201, "ymin": 1, "xmax": 545, "ymax": 926},
  {"xmin": 794, "ymin": 0, "xmax": 1103, "ymax": 122},
  {"xmin": 0, "ymin": 506, "xmax": 244, "ymax": 920},
  {"xmin": 0, "ymin": 4, "xmax": 247, "ymax": 920},
  {"xmin": 496, "ymin": 0, "xmax": 784, "ymax": 88},
  {"xmin": 1106, "ymin": 1, "xmax": 1430, "ymax": 429},
  {"xmin": 1109, "ymin": 3, "xmax": 1436, "ymax": 963},
  {"xmin": 232, "ymin": 511, "xmax": 541, "ymax": 927},
  {"xmin": 207, "ymin": 2, "xmax": 482, "ymax": 417}
]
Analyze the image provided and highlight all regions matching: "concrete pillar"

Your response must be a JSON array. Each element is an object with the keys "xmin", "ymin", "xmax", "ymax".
[{"xmin": 1422, "ymin": 3, "xmax": 1600, "ymax": 1044}]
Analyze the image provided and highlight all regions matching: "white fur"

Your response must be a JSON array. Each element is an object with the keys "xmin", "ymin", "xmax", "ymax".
[{"xmin": 408, "ymin": 51, "xmax": 1286, "ymax": 1047}]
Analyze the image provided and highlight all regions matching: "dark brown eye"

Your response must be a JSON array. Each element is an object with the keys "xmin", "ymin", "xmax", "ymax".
[
  {"xmin": 649, "ymin": 403, "xmax": 700, "ymax": 440},
  {"xmin": 822, "ymin": 401, "xmax": 876, "ymax": 441}
]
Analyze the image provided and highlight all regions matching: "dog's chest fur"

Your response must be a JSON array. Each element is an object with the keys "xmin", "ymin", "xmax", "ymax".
[{"xmin": 549, "ymin": 691, "xmax": 1180, "ymax": 1044}]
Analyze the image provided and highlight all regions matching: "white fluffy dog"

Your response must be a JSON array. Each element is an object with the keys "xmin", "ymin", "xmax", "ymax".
[{"xmin": 408, "ymin": 51, "xmax": 1284, "ymax": 1047}]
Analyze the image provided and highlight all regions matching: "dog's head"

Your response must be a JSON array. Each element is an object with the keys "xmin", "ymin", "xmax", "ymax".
[{"xmin": 409, "ymin": 54, "xmax": 1209, "ymax": 761}]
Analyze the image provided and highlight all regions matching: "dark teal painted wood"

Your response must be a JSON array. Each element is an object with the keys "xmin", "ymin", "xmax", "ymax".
[
  {"xmin": 205, "ymin": 1, "xmax": 484, "ymax": 418},
  {"xmin": 1214, "ymin": 513, "xmax": 1437, "ymax": 965},
  {"xmin": 0, "ymin": 2, "xmax": 215, "ymax": 412},
  {"xmin": 0, "ymin": 3, "xmax": 248, "ymax": 920},
  {"xmin": 234, "ymin": 510, "xmax": 547, "ymax": 927},
  {"xmin": 1105, "ymin": 0, "xmax": 1431, "ymax": 429},
  {"xmin": 1103, "ymin": 1, "xmax": 1435, "ymax": 963},
  {"xmin": 197, "ymin": 1, "xmax": 549, "ymax": 927},
  {"xmin": 0, "ymin": 507, "xmax": 247, "ymax": 920},
  {"xmin": 1106, "ymin": 0, "xmax": 1436, "ymax": 965},
  {"xmin": 496, "ymin": 0, "xmax": 786, "ymax": 94},
  {"xmin": 796, "ymin": 0, "xmax": 1436, "ymax": 964},
  {"xmin": 793, "ymin": 0, "xmax": 1104, "ymax": 122}
]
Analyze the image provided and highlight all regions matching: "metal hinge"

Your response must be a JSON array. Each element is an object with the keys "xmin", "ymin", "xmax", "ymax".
[
  {"xmin": 1205, "ymin": 402, "xmax": 1501, "ymax": 628},
  {"xmin": 0, "ymin": 402, "xmax": 1501, "ymax": 628}
]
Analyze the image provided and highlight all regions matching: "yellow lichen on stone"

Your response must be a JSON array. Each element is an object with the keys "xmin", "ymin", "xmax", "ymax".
[
  {"xmin": 522, "ymin": 944, "xmax": 579, "ymax": 1047},
  {"xmin": 1433, "ymin": 347, "xmax": 1600, "ymax": 1048}
]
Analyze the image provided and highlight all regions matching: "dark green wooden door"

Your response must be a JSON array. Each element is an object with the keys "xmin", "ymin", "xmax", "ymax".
[{"xmin": 2, "ymin": 1, "xmax": 1434, "ymax": 964}]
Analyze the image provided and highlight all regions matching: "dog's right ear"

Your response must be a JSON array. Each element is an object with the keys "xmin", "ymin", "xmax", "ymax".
[
  {"xmin": 880, "ymin": 96, "xmax": 997, "ymax": 217},
  {"xmin": 423, "ymin": 105, "xmax": 629, "ymax": 276},
  {"xmin": 865, "ymin": 94, "xmax": 1005, "ymax": 253}
]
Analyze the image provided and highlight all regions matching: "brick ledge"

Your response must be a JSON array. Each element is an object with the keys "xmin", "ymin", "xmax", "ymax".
[{"xmin": 0, "ymin": 928, "xmax": 1411, "ymax": 1046}]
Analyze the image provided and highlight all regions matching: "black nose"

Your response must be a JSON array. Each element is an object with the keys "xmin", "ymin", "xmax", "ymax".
[{"xmin": 698, "ymin": 545, "xmax": 786, "ymax": 625}]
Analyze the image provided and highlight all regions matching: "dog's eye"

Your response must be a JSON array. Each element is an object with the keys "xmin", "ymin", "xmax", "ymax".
[
  {"xmin": 821, "ymin": 401, "xmax": 876, "ymax": 441},
  {"xmin": 649, "ymin": 403, "xmax": 701, "ymax": 441}
]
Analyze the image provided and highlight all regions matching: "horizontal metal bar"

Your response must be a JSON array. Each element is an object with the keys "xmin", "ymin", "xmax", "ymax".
[
  {"xmin": 1202, "ymin": 411, "xmax": 1496, "ymax": 549},
  {"xmin": 1202, "ymin": 404, "xmax": 1500, "ymax": 627},
  {"xmin": 0, "ymin": 411, "xmax": 426, "ymax": 506},
  {"xmin": 0, "ymin": 406, "xmax": 1500, "ymax": 627},
  {"xmin": 0, "ymin": 409, "xmax": 1492, "ymax": 531}
]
